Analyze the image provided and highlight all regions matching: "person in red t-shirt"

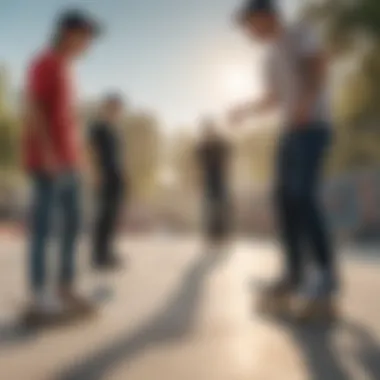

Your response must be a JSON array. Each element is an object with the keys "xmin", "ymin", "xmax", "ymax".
[{"xmin": 23, "ymin": 9, "xmax": 102, "ymax": 323}]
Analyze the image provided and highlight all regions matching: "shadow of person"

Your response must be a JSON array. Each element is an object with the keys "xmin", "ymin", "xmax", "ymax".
[
  {"xmin": 276, "ymin": 317, "xmax": 380, "ymax": 380},
  {"xmin": 286, "ymin": 321, "xmax": 349, "ymax": 380},
  {"xmin": 343, "ymin": 320, "xmax": 380, "ymax": 379},
  {"xmin": 54, "ymin": 250, "xmax": 230, "ymax": 380},
  {"xmin": 0, "ymin": 321, "xmax": 37, "ymax": 350}
]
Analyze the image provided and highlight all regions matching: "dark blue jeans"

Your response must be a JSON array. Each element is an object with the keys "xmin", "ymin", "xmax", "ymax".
[
  {"xmin": 275, "ymin": 125, "xmax": 335, "ymax": 287},
  {"xmin": 28, "ymin": 171, "xmax": 81, "ymax": 292}
]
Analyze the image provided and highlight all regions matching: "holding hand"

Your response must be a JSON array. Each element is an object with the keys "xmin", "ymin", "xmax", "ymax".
[{"xmin": 228, "ymin": 106, "xmax": 248, "ymax": 127}]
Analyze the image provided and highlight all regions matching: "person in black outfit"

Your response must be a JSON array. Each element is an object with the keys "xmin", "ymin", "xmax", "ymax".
[
  {"xmin": 197, "ymin": 118, "xmax": 232, "ymax": 250},
  {"xmin": 89, "ymin": 94, "xmax": 126, "ymax": 270}
]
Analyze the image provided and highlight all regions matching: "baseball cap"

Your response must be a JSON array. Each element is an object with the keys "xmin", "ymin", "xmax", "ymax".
[
  {"xmin": 56, "ymin": 9, "xmax": 103, "ymax": 37},
  {"xmin": 236, "ymin": 0, "xmax": 278, "ymax": 24}
]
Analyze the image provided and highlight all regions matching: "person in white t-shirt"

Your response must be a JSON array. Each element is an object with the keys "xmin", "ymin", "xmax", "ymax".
[{"xmin": 229, "ymin": 0, "xmax": 338, "ymax": 321}]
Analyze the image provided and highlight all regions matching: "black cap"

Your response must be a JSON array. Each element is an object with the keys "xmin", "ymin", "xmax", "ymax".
[
  {"xmin": 56, "ymin": 9, "xmax": 103, "ymax": 37},
  {"xmin": 236, "ymin": 0, "xmax": 277, "ymax": 24}
]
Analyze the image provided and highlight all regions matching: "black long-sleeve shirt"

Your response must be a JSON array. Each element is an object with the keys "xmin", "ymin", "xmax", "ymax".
[{"xmin": 89, "ymin": 120, "xmax": 124, "ymax": 187}]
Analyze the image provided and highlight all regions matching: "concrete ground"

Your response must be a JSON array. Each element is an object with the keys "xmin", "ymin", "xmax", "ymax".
[{"xmin": 0, "ymin": 235, "xmax": 379, "ymax": 380}]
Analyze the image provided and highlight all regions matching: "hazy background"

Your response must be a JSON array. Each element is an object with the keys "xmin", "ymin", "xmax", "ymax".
[
  {"xmin": 1, "ymin": 2, "xmax": 380, "ymax": 380},
  {"xmin": 1, "ymin": 0, "xmax": 380, "ymax": 243}
]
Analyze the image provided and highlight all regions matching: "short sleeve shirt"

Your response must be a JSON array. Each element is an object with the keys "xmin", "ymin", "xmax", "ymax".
[
  {"xmin": 23, "ymin": 49, "xmax": 78, "ymax": 171},
  {"xmin": 266, "ymin": 22, "xmax": 331, "ymax": 127}
]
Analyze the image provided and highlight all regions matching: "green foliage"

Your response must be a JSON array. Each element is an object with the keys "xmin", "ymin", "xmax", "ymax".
[
  {"xmin": 305, "ymin": 0, "xmax": 380, "ymax": 172},
  {"xmin": 0, "ymin": 112, "xmax": 20, "ymax": 173}
]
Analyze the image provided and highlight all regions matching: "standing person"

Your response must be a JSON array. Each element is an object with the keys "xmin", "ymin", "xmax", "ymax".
[
  {"xmin": 197, "ymin": 118, "xmax": 232, "ymax": 252},
  {"xmin": 88, "ymin": 94, "xmax": 127, "ymax": 270},
  {"xmin": 229, "ymin": 0, "xmax": 337, "ymax": 319},
  {"xmin": 23, "ymin": 9, "xmax": 101, "ymax": 321}
]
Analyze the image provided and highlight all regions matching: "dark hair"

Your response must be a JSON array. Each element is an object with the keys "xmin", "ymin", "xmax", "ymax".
[
  {"xmin": 236, "ymin": 0, "xmax": 278, "ymax": 24},
  {"xmin": 52, "ymin": 9, "xmax": 102, "ymax": 46}
]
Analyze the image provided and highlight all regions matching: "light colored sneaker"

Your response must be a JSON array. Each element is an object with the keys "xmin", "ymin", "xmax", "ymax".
[
  {"xmin": 293, "ymin": 295, "xmax": 338, "ymax": 323},
  {"xmin": 33, "ymin": 291, "xmax": 65, "ymax": 315},
  {"xmin": 294, "ymin": 270, "xmax": 339, "ymax": 322},
  {"xmin": 59, "ymin": 288, "xmax": 97, "ymax": 316},
  {"xmin": 257, "ymin": 277, "xmax": 296, "ymax": 316},
  {"xmin": 24, "ymin": 291, "xmax": 66, "ymax": 327},
  {"xmin": 301, "ymin": 269, "xmax": 338, "ymax": 300}
]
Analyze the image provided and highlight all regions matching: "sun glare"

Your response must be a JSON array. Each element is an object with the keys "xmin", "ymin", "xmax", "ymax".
[{"xmin": 222, "ymin": 63, "xmax": 256, "ymax": 103}]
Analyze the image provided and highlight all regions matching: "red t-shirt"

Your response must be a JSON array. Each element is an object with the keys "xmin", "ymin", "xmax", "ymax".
[{"xmin": 23, "ymin": 49, "xmax": 79, "ymax": 172}]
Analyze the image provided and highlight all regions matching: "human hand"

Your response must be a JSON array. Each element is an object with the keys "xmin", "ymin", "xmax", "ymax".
[{"xmin": 228, "ymin": 106, "xmax": 247, "ymax": 127}]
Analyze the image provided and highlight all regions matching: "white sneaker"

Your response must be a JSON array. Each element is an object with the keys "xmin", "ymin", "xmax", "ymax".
[
  {"xmin": 32, "ymin": 291, "xmax": 65, "ymax": 316},
  {"xmin": 300, "ymin": 269, "xmax": 337, "ymax": 300}
]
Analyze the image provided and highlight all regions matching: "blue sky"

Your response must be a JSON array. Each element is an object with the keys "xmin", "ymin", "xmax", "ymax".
[{"xmin": 0, "ymin": 0, "xmax": 299, "ymax": 130}]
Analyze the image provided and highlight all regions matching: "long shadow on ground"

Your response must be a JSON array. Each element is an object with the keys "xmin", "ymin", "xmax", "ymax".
[
  {"xmin": 54, "ymin": 251, "xmax": 229, "ymax": 380},
  {"xmin": 279, "ymin": 318, "xmax": 380, "ymax": 380}
]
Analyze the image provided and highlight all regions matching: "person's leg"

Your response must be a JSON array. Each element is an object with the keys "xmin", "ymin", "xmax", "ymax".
[
  {"xmin": 274, "ymin": 133, "xmax": 304, "ymax": 288},
  {"xmin": 297, "ymin": 128, "xmax": 336, "ymax": 295},
  {"xmin": 94, "ymin": 180, "xmax": 124, "ymax": 267},
  {"xmin": 258, "ymin": 133, "xmax": 304, "ymax": 314},
  {"xmin": 28, "ymin": 174, "xmax": 55, "ymax": 294},
  {"xmin": 104, "ymin": 184, "xmax": 123, "ymax": 258},
  {"xmin": 58, "ymin": 172, "xmax": 95, "ymax": 313},
  {"xmin": 25, "ymin": 174, "xmax": 66, "ymax": 321},
  {"xmin": 93, "ymin": 183, "xmax": 109, "ymax": 265},
  {"xmin": 58, "ymin": 172, "xmax": 81, "ymax": 289},
  {"xmin": 290, "ymin": 127, "xmax": 337, "ymax": 321}
]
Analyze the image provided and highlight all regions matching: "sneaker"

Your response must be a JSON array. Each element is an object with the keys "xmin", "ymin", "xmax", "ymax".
[
  {"xmin": 257, "ymin": 276, "xmax": 297, "ymax": 316},
  {"xmin": 293, "ymin": 296, "xmax": 338, "ymax": 323},
  {"xmin": 94, "ymin": 254, "xmax": 125, "ymax": 273},
  {"xmin": 294, "ymin": 270, "xmax": 339, "ymax": 322},
  {"xmin": 301, "ymin": 270, "xmax": 338, "ymax": 299},
  {"xmin": 59, "ymin": 288, "xmax": 97, "ymax": 317},
  {"xmin": 23, "ymin": 292, "xmax": 66, "ymax": 327}
]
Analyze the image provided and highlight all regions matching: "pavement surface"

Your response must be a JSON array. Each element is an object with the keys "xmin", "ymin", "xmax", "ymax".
[{"xmin": 0, "ymin": 235, "xmax": 379, "ymax": 380}]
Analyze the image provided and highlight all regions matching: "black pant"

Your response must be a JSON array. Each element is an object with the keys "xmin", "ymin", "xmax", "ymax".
[
  {"xmin": 204, "ymin": 188, "xmax": 230, "ymax": 242},
  {"xmin": 275, "ymin": 125, "xmax": 334, "ymax": 286},
  {"xmin": 93, "ymin": 178, "xmax": 124, "ymax": 264}
]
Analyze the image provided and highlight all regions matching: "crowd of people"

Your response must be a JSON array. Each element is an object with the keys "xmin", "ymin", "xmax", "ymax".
[{"xmin": 22, "ymin": 0, "xmax": 338, "ymax": 326}]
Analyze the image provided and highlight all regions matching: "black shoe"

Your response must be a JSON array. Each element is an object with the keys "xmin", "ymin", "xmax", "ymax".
[
  {"xmin": 93, "ymin": 254, "xmax": 125, "ymax": 272},
  {"xmin": 257, "ymin": 276, "xmax": 297, "ymax": 316}
]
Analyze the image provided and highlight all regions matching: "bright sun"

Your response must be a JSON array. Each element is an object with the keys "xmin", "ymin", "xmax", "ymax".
[{"xmin": 222, "ymin": 63, "xmax": 256, "ymax": 102}]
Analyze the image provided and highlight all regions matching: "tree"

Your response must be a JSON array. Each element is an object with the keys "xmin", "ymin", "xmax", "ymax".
[
  {"xmin": 304, "ymin": 0, "xmax": 380, "ymax": 172},
  {"xmin": 0, "ymin": 64, "xmax": 20, "ymax": 176}
]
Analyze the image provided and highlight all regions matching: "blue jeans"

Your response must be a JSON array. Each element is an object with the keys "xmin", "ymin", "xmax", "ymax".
[
  {"xmin": 275, "ymin": 124, "xmax": 335, "ymax": 288},
  {"xmin": 28, "ymin": 171, "xmax": 81, "ymax": 292}
]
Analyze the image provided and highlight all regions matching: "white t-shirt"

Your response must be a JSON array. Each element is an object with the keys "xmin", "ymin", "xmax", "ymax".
[{"xmin": 266, "ymin": 22, "xmax": 331, "ymax": 127}]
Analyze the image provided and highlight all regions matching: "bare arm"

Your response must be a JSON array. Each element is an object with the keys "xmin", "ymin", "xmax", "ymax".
[{"xmin": 229, "ymin": 91, "xmax": 278, "ymax": 124}]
